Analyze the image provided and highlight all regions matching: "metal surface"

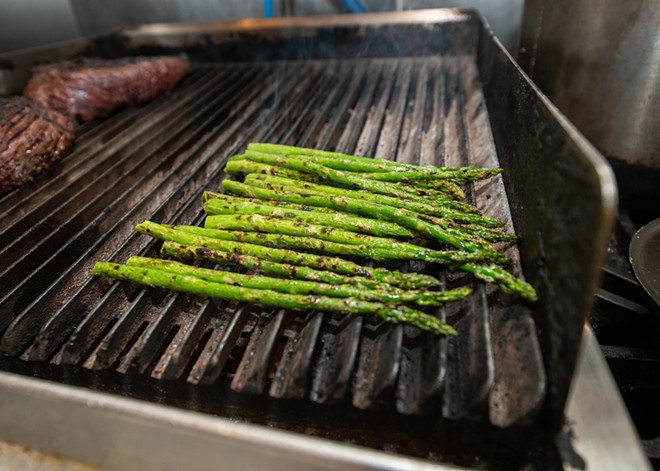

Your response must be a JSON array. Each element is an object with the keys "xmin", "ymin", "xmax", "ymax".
[
  {"xmin": 0, "ymin": 370, "xmax": 465, "ymax": 471},
  {"xmin": 0, "ymin": 9, "xmax": 621, "ymax": 469},
  {"xmin": 475, "ymin": 22, "xmax": 617, "ymax": 430},
  {"xmin": 111, "ymin": 15, "xmax": 620, "ymax": 429},
  {"xmin": 630, "ymin": 218, "xmax": 660, "ymax": 307},
  {"xmin": 518, "ymin": 0, "xmax": 660, "ymax": 207},
  {"xmin": 0, "ymin": 441, "xmax": 99, "ymax": 471},
  {"xmin": 519, "ymin": 0, "xmax": 660, "ymax": 170},
  {"xmin": 0, "ymin": 54, "xmax": 543, "ymax": 466},
  {"xmin": 564, "ymin": 327, "xmax": 651, "ymax": 471},
  {"xmin": 0, "ymin": 328, "xmax": 649, "ymax": 471}
]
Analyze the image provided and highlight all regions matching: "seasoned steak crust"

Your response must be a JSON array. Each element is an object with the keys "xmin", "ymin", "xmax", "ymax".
[
  {"xmin": 23, "ymin": 55, "xmax": 191, "ymax": 122},
  {"xmin": 0, "ymin": 96, "xmax": 75, "ymax": 193}
]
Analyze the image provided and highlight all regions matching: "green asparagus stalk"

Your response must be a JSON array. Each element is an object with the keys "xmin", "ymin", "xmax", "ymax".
[
  {"xmin": 400, "ymin": 179, "xmax": 466, "ymax": 200},
  {"xmin": 126, "ymin": 256, "xmax": 472, "ymax": 307},
  {"xmin": 225, "ymin": 158, "xmax": 318, "ymax": 181},
  {"xmin": 92, "ymin": 262, "xmax": 457, "ymax": 335},
  {"xmin": 246, "ymin": 143, "xmax": 418, "ymax": 170},
  {"xmin": 203, "ymin": 197, "xmax": 417, "ymax": 238},
  {"xmin": 243, "ymin": 173, "xmax": 501, "ymax": 225},
  {"xmin": 202, "ymin": 191, "xmax": 336, "ymax": 213},
  {"xmin": 408, "ymin": 179, "xmax": 467, "ymax": 199},
  {"xmin": 239, "ymin": 152, "xmax": 474, "ymax": 210},
  {"xmin": 203, "ymin": 214, "xmax": 417, "ymax": 248},
  {"xmin": 246, "ymin": 143, "xmax": 502, "ymax": 181},
  {"xmin": 137, "ymin": 220, "xmax": 441, "ymax": 288},
  {"xmin": 427, "ymin": 218, "xmax": 518, "ymax": 244},
  {"xmin": 343, "ymin": 167, "xmax": 503, "ymax": 183},
  {"xmin": 222, "ymin": 180, "xmax": 508, "ymax": 263},
  {"xmin": 243, "ymin": 150, "xmax": 432, "ymax": 201},
  {"xmin": 395, "ymin": 180, "xmax": 467, "ymax": 201},
  {"xmin": 243, "ymin": 174, "xmax": 481, "ymax": 222},
  {"xmin": 203, "ymin": 209, "xmax": 488, "ymax": 255},
  {"xmin": 204, "ymin": 191, "xmax": 513, "ymax": 245},
  {"xmin": 218, "ymin": 182, "xmax": 537, "ymax": 300},
  {"xmin": 179, "ymin": 223, "xmax": 494, "ymax": 265},
  {"xmin": 203, "ymin": 195, "xmax": 513, "ymax": 245},
  {"xmin": 460, "ymin": 263, "xmax": 538, "ymax": 302},
  {"xmin": 238, "ymin": 151, "xmax": 472, "ymax": 201},
  {"xmin": 161, "ymin": 241, "xmax": 401, "ymax": 289}
]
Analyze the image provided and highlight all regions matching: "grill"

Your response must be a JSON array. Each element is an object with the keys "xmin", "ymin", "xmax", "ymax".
[{"xmin": 0, "ymin": 9, "xmax": 623, "ymax": 470}]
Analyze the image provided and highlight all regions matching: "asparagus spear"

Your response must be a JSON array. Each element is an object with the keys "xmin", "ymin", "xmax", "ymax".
[
  {"xmin": 225, "ymin": 158, "xmax": 317, "ymax": 181},
  {"xmin": 202, "ymin": 191, "xmax": 336, "ymax": 213},
  {"xmin": 395, "ymin": 181, "xmax": 467, "ymax": 201},
  {"xmin": 460, "ymin": 263, "xmax": 538, "ymax": 302},
  {"xmin": 211, "ymin": 187, "xmax": 536, "ymax": 301},
  {"xmin": 246, "ymin": 143, "xmax": 416, "ymax": 170},
  {"xmin": 423, "ymin": 217, "xmax": 518, "ymax": 244},
  {"xmin": 203, "ymin": 214, "xmax": 417, "ymax": 248},
  {"xmin": 242, "ymin": 174, "xmax": 481, "ymax": 223},
  {"xmin": 137, "ymin": 220, "xmax": 441, "ymax": 288},
  {"xmin": 342, "ymin": 167, "xmax": 502, "ymax": 183},
  {"xmin": 203, "ymin": 195, "xmax": 513, "ymax": 245},
  {"xmin": 92, "ymin": 262, "xmax": 457, "ymax": 335},
  {"xmin": 202, "ymin": 212, "xmax": 488, "ymax": 256},
  {"xmin": 243, "ymin": 173, "xmax": 500, "ymax": 225},
  {"xmin": 161, "ymin": 241, "xmax": 401, "ymax": 289},
  {"xmin": 219, "ymin": 181, "xmax": 537, "ymax": 299},
  {"xmin": 179, "ymin": 223, "xmax": 494, "ymax": 265},
  {"xmin": 246, "ymin": 143, "xmax": 502, "ymax": 181},
  {"xmin": 239, "ymin": 150, "xmax": 472, "ymax": 201},
  {"xmin": 222, "ymin": 180, "xmax": 508, "ymax": 262},
  {"xmin": 243, "ymin": 150, "xmax": 432, "ymax": 201},
  {"xmin": 205, "ymin": 189, "xmax": 512, "ymax": 246},
  {"xmin": 203, "ymin": 197, "xmax": 417, "ymax": 238},
  {"xmin": 407, "ymin": 179, "xmax": 466, "ymax": 199},
  {"xmin": 127, "ymin": 256, "xmax": 472, "ymax": 307}
]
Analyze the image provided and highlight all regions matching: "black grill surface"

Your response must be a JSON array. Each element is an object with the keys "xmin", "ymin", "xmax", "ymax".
[{"xmin": 0, "ymin": 56, "xmax": 545, "ymax": 467}]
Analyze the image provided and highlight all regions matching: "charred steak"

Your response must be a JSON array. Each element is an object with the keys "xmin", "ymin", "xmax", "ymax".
[
  {"xmin": 23, "ymin": 56, "xmax": 191, "ymax": 122},
  {"xmin": 0, "ymin": 96, "xmax": 75, "ymax": 193}
]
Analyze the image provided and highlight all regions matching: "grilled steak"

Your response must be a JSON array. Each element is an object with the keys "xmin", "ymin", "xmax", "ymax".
[
  {"xmin": 23, "ymin": 56, "xmax": 191, "ymax": 122},
  {"xmin": 0, "ymin": 96, "xmax": 75, "ymax": 193}
]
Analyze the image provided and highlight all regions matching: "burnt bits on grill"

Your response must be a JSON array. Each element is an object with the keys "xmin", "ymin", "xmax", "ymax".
[
  {"xmin": 23, "ymin": 56, "xmax": 191, "ymax": 122},
  {"xmin": 0, "ymin": 96, "xmax": 75, "ymax": 193}
]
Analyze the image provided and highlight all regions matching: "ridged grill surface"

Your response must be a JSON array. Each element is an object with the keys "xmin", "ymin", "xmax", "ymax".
[{"xmin": 0, "ymin": 56, "xmax": 540, "ymax": 425}]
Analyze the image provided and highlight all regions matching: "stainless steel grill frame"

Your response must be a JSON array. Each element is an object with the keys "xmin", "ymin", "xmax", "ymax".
[{"xmin": 0, "ymin": 9, "xmax": 622, "ymax": 469}]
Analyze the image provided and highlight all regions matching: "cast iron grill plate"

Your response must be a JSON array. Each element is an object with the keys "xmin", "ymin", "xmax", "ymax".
[{"xmin": 0, "ymin": 57, "xmax": 542, "ymax": 431}]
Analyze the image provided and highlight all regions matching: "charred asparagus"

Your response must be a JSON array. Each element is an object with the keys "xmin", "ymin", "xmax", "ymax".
[
  {"xmin": 92, "ymin": 262, "xmax": 457, "ymax": 335},
  {"xmin": 127, "ymin": 256, "xmax": 472, "ymax": 307},
  {"xmin": 137, "ymin": 220, "xmax": 441, "ymax": 288}
]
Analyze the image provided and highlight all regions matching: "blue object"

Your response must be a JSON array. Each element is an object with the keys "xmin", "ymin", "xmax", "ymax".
[
  {"xmin": 264, "ymin": 0, "xmax": 274, "ymax": 18},
  {"xmin": 340, "ymin": 0, "xmax": 367, "ymax": 13}
]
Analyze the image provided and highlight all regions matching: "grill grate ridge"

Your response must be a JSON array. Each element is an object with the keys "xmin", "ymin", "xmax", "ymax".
[{"xmin": 0, "ymin": 57, "xmax": 537, "ymax": 424}]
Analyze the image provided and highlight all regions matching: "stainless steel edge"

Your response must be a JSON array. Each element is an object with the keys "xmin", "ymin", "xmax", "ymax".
[
  {"xmin": 0, "ymin": 328, "xmax": 649, "ymax": 470},
  {"xmin": 564, "ymin": 327, "xmax": 651, "ymax": 470},
  {"xmin": 0, "ymin": 370, "xmax": 466, "ymax": 471},
  {"xmin": 114, "ymin": 8, "xmax": 472, "ymax": 38}
]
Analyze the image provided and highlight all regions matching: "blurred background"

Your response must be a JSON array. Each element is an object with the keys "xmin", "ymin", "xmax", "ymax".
[{"xmin": 0, "ymin": 0, "xmax": 524, "ymax": 54}]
